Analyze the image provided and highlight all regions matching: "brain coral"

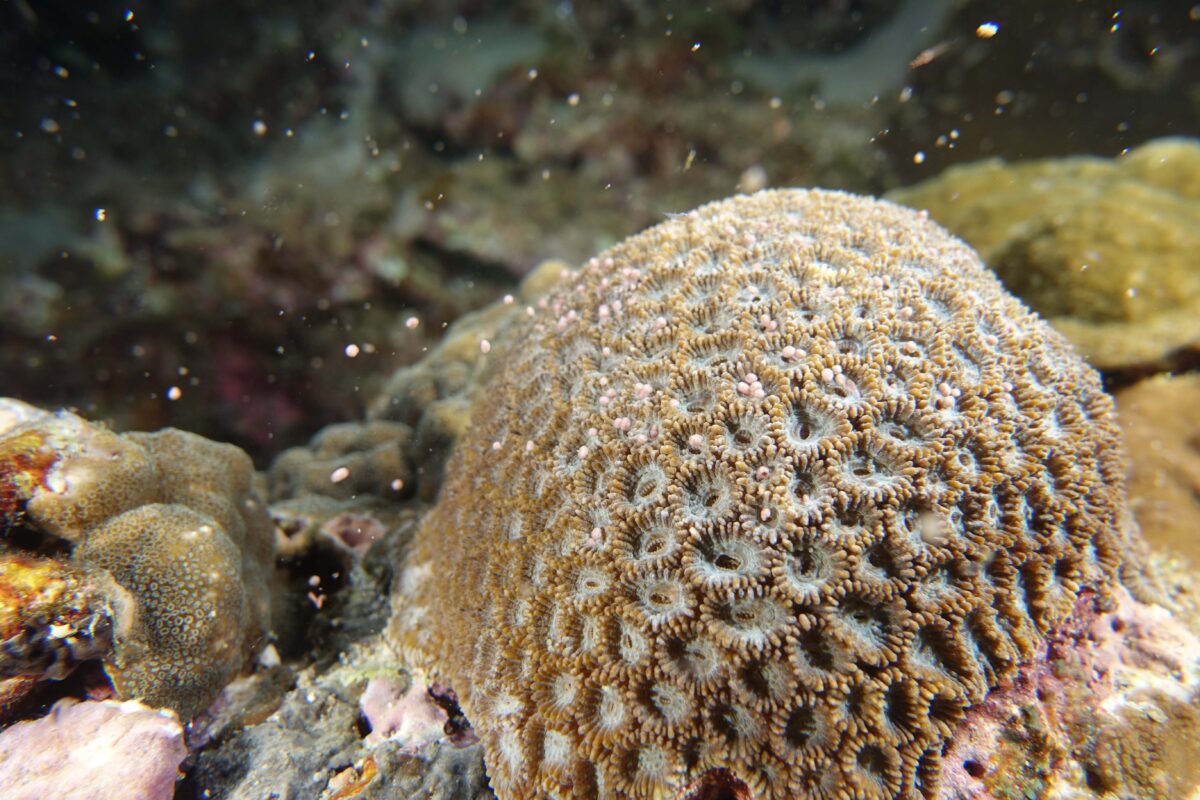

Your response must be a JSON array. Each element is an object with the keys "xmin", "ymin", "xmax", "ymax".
[{"xmin": 390, "ymin": 189, "xmax": 1135, "ymax": 799}]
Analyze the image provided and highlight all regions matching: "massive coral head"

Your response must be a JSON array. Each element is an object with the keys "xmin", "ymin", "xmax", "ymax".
[{"xmin": 390, "ymin": 189, "xmax": 1137, "ymax": 799}]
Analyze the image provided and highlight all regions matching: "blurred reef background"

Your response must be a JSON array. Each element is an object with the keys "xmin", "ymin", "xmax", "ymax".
[
  {"xmin": 1, "ymin": 1, "xmax": 1200, "ymax": 799},
  {"xmin": 2, "ymin": 0, "xmax": 1197, "ymax": 462}
]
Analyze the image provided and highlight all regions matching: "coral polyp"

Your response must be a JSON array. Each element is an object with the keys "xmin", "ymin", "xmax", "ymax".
[{"xmin": 389, "ymin": 189, "xmax": 1139, "ymax": 799}]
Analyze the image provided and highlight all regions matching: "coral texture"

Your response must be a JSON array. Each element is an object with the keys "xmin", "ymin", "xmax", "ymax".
[
  {"xmin": 270, "ymin": 420, "xmax": 414, "ymax": 503},
  {"xmin": 0, "ymin": 399, "xmax": 275, "ymax": 716},
  {"xmin": 391, "ymin": 189, "xmax": 1135, "ymax": 799},
  {"xmin": 888, "ymin": 138, "xmax": 1200, "ymax": 370}
]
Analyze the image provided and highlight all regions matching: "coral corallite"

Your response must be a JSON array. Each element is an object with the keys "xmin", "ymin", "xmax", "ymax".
[{"xmin": 390, "ymin": 189, "xmax": 1135, "ymax": 799}]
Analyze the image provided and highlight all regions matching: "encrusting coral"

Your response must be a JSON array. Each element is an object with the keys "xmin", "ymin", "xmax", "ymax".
[
  {"xmin": 0, "ymin": 399, "xmax": 275, "ymax": 717},
  {"xmin": 390, "ymin": 189, "xmax": 1138, "ymax": 799}
]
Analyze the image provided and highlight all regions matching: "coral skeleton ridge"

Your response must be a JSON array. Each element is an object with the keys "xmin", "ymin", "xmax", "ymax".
[{"xmin": 390, "ymin": 189, "xmax": 1137, "ymax": 799}]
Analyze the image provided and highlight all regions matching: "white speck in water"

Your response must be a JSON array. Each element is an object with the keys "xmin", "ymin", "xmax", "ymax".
[{"xmin": 330, "ymin": 466, "xmax": 351, "ymax": 483}]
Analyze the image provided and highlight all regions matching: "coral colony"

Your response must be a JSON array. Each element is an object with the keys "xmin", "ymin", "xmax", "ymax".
[
  {"xmin": 4, "ymin": 188, "xmax": 1197, "ymax": 799},
  {"xmin": 392, "ymin": 190, "xmax": 1137, "ymax": 799},
  {"xmin": 0, "ymin": 400, "xmax": 274, "ymax": 716}
]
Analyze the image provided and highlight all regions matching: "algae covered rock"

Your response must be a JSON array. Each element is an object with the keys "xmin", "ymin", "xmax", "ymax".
[
  {"xmin": 888, "ymin": 138, "xmax": 1200, "ymax": 370},
  {"xmin": 0, "ymin": 399, "xmax": 275, "ymax": 716},
  {"xmin": 389, "ymin": 189, "xmax": 1147, "ymax": 799}
]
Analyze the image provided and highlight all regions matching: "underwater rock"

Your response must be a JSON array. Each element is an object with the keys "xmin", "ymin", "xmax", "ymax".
[
  {"xmin": 191, "ymin": 635, "xmax": 490, "ymax": 800},
  {"xmin": 389, "ymin": 189, "xmax": 1145, "ymax": 799},
  {"xmin": 0, "ymin": 698, "xmax": 186, "ymax": 800},
  {"xmin": 0, "ymin": 399, "xmax": 275, "ymax": 716},
  {"xmin": 889, "ymin": 138, "xmax": 1200, "ymax": 371},
  {"xmin": 1116, "ymin": 373, "xmax": 1200, "ymax": 566}
]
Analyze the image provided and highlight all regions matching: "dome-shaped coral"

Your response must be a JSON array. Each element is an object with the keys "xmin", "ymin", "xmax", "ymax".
[{"xmin": 390, "ymin": 189, "xmax": 1137, "ymax": 799}]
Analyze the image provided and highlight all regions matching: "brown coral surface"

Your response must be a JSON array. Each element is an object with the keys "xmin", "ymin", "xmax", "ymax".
[
  {"xmin": 1116, "ymin": 373, "xmax": 1200, "ymax": 565},
  {"xmin": 390, "ymin": 189, "xmax": 1134, "ymax": 799}
]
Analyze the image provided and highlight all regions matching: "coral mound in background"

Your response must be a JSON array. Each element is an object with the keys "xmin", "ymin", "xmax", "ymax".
[
  {"xmin": 390, "ymin": 189, "xmax": 1142, "ymax": 799},
  {"xmin": 889, "ymin": 137, "xmax": 1200, "ymax": 372}
]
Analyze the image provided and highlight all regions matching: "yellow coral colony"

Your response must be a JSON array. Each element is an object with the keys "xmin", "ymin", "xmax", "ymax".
[{"xmin": 390, "ymin": 189, "xmax": 1133, "ymax": 799}]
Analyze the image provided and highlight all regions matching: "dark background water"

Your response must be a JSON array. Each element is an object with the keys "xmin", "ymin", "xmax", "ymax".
[{"xmin": 1, "ymin": 0, "xmax": 1197, "ymax": 462}]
